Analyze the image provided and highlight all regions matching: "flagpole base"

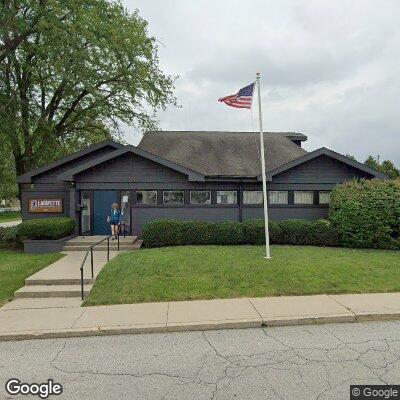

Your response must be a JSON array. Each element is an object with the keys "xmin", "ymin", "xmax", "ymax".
[{"xmin": 264, "ymin": 256, "xmax": 272, "ymax": 260}]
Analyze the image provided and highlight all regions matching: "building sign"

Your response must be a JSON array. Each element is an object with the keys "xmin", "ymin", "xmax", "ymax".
[{"xmin": 28, "ymin": 199, "xmax": 63, "ymax": 213}]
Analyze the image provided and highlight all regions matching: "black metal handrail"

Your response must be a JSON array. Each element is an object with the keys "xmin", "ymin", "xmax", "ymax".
[{"xmin": 79, "ymin": 234, "xmax": 120, "ymax": 300}]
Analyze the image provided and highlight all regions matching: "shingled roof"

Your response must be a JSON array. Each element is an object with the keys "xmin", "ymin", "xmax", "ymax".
[{"xmin": 138, "ymin": 131, "xmax": 308, "ymax": 177}]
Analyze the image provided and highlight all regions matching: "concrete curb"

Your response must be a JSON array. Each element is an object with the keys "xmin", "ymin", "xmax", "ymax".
[
  {"xmin": 0, "ymin": 320, "xmax": 262, "ymax": 342},
  {"xmin": 0, "ymin": 313, "xmax": 399, "ymax": 342},
  {"xmin": 262, "ymin": 314, "xmax": 356, "ymax": 327}
]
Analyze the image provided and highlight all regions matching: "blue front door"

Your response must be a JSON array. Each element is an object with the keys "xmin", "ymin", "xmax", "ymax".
[{"xmin": 93, "ymin": 191, "xmax": 119, "ymax": 235}]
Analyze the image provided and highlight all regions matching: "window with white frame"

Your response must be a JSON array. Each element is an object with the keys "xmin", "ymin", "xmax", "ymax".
[
  {"xmin": 136, "ymin": 190, "xmax": 157, "ymax": 204},
  {"xmin": 190, "ymin": 191, "xmax": 211, "ymax": 204},
  {"xmin": 268, "ymin": 191, "xmax": 288, "ymax": 205},
  {"xmin": 217, "ymin": 191, "xmax": 237, "ymax": 204},
  {"xmin": 163, "ymin": 190, "xmax": 184, "ymax": 204},
  {"xmin": 294, "ymin": 191, "xmax": 314, "ymax": 205},
  {"xmin": 319, "ymin": 191, "xmax": 331, "ymax": 205},
  {"xmin": 243, "ymin": 191, "xmax": 263, "ymax": 204}
]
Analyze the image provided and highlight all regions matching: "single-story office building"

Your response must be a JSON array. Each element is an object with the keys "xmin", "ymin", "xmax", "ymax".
[{"xmin": 17, "ymin": 131, "xmax": 385, "ymax": 237}]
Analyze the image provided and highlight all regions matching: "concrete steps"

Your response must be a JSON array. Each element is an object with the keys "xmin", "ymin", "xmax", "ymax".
[
  {"xmin": 14, "ymin": 284, "xmax": 93, "ymax": 298},
  {"xmin": 13, "ymin": 239, "xmax": 138, "ymax": 301},
  {"xmin": 62, "ymin": 236, "xmax": 142, "ymax": 251},
  {"xmin": 25, "ymin": 277, "xmax": 95, "ymax": 286},
  {"xmin": 62, "ymin": 244, "xmax": 140, "ymax": 251}
]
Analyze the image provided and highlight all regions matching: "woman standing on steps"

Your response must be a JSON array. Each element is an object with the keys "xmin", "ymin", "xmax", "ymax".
[{"xmin": 107, "ymin": 203, "xmax": 121, "ymax": 239}]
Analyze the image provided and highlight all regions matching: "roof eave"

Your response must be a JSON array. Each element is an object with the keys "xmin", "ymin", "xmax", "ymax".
[
  {"xmin": 57, "ymin": 146, "xmax": 206, "ymax": 182},
  {"xmin": 257, "ymin": 147, "xmax": 387, "ymax": 181},
  {"xmin": 205, "ymin": 175, "xmax": 259, "ymax": 182},
  {"xmin": 17, "ymin": 140, "xmax": 123, "ymax": 183}
]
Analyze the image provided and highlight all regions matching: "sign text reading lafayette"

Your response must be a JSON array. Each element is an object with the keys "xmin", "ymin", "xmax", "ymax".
[{"xmin": 29, "ymin": 199, "xmax": 63, "ymax": 213}]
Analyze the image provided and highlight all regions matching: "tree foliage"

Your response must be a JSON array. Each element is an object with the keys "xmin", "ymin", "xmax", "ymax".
[
  {"xmin": 330, "ymin": 179, "xmax": 400, "ymax": 249},
  {"xmin": 364, "ymin": 156, "xmax": 400, "ymax": 179},
  {"xmin": 0, "ymin": 139, "xmax": 18, "ymax": 200},
  {"xmin": 0, "ymin": 0, "xmax": 176, "ymax": 177}
]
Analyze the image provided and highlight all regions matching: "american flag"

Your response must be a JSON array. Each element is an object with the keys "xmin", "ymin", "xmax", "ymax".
[{"xmin": 218, "ymin": 82, "xmax": 255, "ymax": 109}]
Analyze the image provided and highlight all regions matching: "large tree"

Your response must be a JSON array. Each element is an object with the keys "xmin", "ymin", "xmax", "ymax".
[
  {"xmin": 364, "ymin": 156, "xmax": 400, "ymax": 180},
  {"xmin": 0, "ymin": 0, "xmax": 176, "ymax": 177},
  {"xmin": 0, "ymin": 139, "xmax": 18, "ymax": 200}
]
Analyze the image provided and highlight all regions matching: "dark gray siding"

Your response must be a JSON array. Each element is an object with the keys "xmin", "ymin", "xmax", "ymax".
[
  {"xmin": 76, "ymin": 182, "xmax": 244, "ymax": 190},
  {"xmin": 21, "ymin": 146, "xmax": 116, "ymax": 221},
  {"xmin": 242, "ymin": 207, "xmax": 328, "ymax": 221},
  {"xmin": 75, "ymin": 153, "xmax": 187, "ymax": 184},
  {"xmin": 32, "ymin": 146, "xmax": 117, "ymax": 183},
  {"xmin": 21, "ymin": 188, "xmax": 70, "ymax": 220},
  {"xmin": 272, "ymin": 155, "xmax": 370, "ymax": 183}
]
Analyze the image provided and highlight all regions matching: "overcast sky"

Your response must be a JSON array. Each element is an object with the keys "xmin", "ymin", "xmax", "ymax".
[{"xmin": 122, "ymin": 0, "xmax": 400, "ymax": 165}]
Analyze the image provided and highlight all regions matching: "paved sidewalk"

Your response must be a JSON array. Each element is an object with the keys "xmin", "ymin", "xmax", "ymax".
[
  {"xmin": 1, "ymin": 292, "xmax": 400, "ymax": 341},
  {"xmin": 0, "ymin": 219, "xmax": 21, "ymax": 227}
]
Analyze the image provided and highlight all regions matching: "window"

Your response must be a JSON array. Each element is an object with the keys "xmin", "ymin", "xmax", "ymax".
[
  {"xmin": 294, "ymin": 191, "xmax": 314, "ymax": 205},
  {"xmin": 243, "ymin": 191, "xmax": 263, "ymax": 204},
  {"xmin": 268, "ymin": 191, "xmax": 288, "ymax": 205},
  {"xmin": 319, "ymin": 191, "xmax": 331, "ymax": 205},
  {"xmin": 163, "ymin": 190, "xmax": 184, "ymax": 204},
  {"xmin": 217, "ymin": 191, "xmax": 237, "ymax": 204},
  {"xmin": 136, "ymin": 190, "xmax": 157, "ymax": 204},
  {"xmin": 190, "ymin": 191, "xmax": 211, "ymax": 204}
]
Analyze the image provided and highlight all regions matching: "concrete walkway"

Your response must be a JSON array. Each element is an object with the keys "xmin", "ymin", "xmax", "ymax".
[
  {"xmin": 14, "ymin": 250, "xmax": 120, "ymax": 298},
  {"xmin": 1, "ymin": 292, "xmax": 400, "ymax": 341},
  {"xmin": 26, "ymin": 250, "xmax": 118, "ymax": 283},
  {"xmin": 0, "ymin": 219, "xmax": 21, "ymax": 227}
]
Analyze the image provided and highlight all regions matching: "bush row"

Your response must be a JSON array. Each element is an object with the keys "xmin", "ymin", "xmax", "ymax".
[
  {"xmin": 18, "ymin": 217, "xmax": 75, "ymax": 240},
  {"xmin": 329, "ymin": 179, "xmax": 400, "ymax": 250},
  {"xmin": 142, "ymin": 218, "xmax": 341, "ymax": 248},
  {"xmin": 0, "ymin": 226, "xmax": 21, "ymax": 248}
]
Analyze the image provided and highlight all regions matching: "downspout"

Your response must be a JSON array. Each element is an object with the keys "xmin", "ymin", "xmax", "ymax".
[{"xmin": 239, "ymin": 180, "xmax": 243, "ymax": 222}]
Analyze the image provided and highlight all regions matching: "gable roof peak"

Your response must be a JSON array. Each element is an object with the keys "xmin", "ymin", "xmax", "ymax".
[{"xmin": 17, "ymin": 139, "xmax": 123, "ymax": 183}]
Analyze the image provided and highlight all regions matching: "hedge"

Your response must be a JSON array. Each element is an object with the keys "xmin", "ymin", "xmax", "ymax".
[
  {"xmin": 142, "ymin": 218, "xmax": 341, "ymax": 248},
  {"xmin": 0, "ymin": 226, "xmax": 21, "ymax": 248},
  {"xmin": 329, "ymin": 178, "xmax": 400, "ymax": 249},
  {"xmin": 18, "ymin": 217, "xmax": 75, "ymax": 240}
]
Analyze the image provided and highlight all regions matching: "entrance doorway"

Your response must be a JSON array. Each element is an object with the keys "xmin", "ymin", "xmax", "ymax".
[
  {"xmin": 120, "ymin": 190, "xmax": 131, "ymax": 236},
  {"xmin": 93, "ymin": 191, "xmax": 119, "ymax": 235}
]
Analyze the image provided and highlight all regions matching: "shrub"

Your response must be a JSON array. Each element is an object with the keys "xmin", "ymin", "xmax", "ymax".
[
  {"xmin": 210, "ymin": 221, "xmax": 243, "ymax": 245},
  {"xmin": 242, "ymin": 219, "xmax": 283, "ymax": 244},
  {"xmin": 18, "ymin": 217, "xmax": 75, "ymax": 240},
  {"xmin": 240, "ymin": 218, "xmax": 340, "ymax": 247},
  {"xmin": 180, "ymin": 221, "xmax": 215, "ymax": 245},
  {"xmin": 309, "ymin": 219, "xmax": 341, "ymax": 247},
  {"xmin": 143, "ymin": 220, "xmax": 245, "ymax": 247},
  {"xmin": 329, "ymin": 179, "xmax": 400, "ymax": 249},
  {"xmin": 0, "ymin": 226, "xmax": 21, "ymax": 246},
  {"xmin": 142, "ymin": 219, "xmax": 184, "ymax": 247},
  {"xmin": 143, "ymin": 218, "xmax": 341, "ymax": 248}
]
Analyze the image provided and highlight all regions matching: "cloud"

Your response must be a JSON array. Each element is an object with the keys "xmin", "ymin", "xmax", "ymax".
[{"xmin": 122, "ymin": 0, "xmax": 400, "ymax": 166}]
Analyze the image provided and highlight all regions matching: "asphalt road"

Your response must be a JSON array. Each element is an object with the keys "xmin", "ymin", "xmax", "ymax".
[{"xmin": 1, "ymin": 320, "xmax": 400, "ymax": 400}]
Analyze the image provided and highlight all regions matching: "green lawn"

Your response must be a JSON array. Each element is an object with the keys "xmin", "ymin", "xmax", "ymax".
[
  {"xmin": 0, "ymin": 211, "xmax": 21, "ymax": 223},
  {"xmin": 0, "ymin": 250, "xmax": 62, "ymax": 306},
  {"xmin": 84, "ymin": 245, "xmax": 400, "ymax": 306}
]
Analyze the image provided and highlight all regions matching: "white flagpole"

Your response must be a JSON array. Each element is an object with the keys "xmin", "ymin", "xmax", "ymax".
[{"xmin": 256, "ymin": 72, "xmax": 271, "ymax": 259}]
